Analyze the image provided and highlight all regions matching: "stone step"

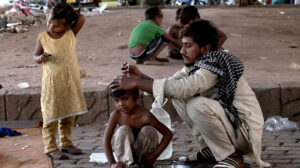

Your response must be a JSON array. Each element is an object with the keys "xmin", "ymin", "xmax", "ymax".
[{"xmin": 0, "ymin": 82, "xmax": 300, "ymax": 125}]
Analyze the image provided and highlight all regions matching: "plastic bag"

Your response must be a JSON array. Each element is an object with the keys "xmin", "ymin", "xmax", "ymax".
[
  {"xmin": 150, "ymin": 99, "xmax": 173, "ymax": 160},
  {"xmin": 264, "ymin": 116, "xmax": 299, "ymax": 131},
  {"xmin": 89, "ymin": 152, "xmax": 117, "ymax": 163}
]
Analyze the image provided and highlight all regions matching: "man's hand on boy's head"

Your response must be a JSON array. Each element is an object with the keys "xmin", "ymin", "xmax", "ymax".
[
  {"xmin": 110, "ymin": 75, "xmax": 136, "ymax": 92},
  {"xmin": 111, "ymin": 162, "xmax": 125, "ymax": 168}
]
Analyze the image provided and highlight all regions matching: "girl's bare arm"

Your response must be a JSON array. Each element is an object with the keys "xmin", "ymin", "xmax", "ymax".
[
  {"xmin": 72, "ymin": 14, "xmax": 85, "ymax": 36},
  {"xmin": 33, "ymin": 37, "xmax": 51, "ymax": 64}
]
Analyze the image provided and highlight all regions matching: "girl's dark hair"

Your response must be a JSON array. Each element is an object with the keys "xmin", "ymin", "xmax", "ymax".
[
  {"xmin": 179, "ymin": 6, "xmax": 200, "ymax": 25},
  {"xmin": 51, "ymin": 2, "xmax": 79, "ymax": 28},
  {"xmin": 180, "ymin": 20, "xmax": 219, "ymax": 51},
  {"xmin": 145, "ymin": 6, "xmax": 162, "ymax": 20}
]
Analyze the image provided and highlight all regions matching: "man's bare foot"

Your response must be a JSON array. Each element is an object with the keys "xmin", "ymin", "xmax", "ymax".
[{"xmin": 46, "ymin": 150, "xmax": 69, "ymax": 160}]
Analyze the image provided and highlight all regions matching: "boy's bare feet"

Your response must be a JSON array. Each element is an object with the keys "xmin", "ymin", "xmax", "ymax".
[
  {"xmin": 155, "ymin": 57, "xmax": 169, "ymax": 62},
  {"xmin": 135, "ymin": 60, "xmax": 144, "ymax": 64},
  {"xmin": 61, "ymin": 145, "xmax": 82, "ymax": 155},
  {"xmin": 143, "ymin": 59, "xmax": 164, "ymax": 65},
  {"xmin": 46, "ymin": 150, "xmax": 69, "ymax": 160}
]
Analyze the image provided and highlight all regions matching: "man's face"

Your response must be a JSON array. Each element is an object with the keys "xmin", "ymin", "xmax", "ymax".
[{"xmin": 180, "ymin": 36, "xmax": 203, "ymax": 67}]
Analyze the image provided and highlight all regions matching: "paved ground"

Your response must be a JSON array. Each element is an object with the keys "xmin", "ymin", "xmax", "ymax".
[{"xmin": 51, "ymin": 122, "xmax": 300, "ymax": 168}]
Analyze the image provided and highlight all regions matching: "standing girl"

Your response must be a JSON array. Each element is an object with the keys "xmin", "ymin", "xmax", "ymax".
[{"xmin": 33, "ymin": 3, "xmax": 88, "ymax": 160}]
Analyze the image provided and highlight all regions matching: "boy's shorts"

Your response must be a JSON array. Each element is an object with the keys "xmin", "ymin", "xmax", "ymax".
[{"xmin": 130, "ymin": 37, "xmax": 167, "ymax": 62}]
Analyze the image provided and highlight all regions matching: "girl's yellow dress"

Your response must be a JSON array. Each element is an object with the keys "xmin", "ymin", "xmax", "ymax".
[{"xmin": 39, "ymin": 30, "xmax": 88, "ymax": 124}]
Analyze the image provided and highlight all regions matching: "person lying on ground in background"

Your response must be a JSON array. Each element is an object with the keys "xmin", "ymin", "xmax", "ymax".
[
  {"xmin": 129, "ymin": 6, "xmax": 182, "ymax": 65},
  {"xmin": 166, "ymin": 8, "xmax": 184, "ymax": 60},
  {"xmin": 33, "ymin": 2, "xmax": 88, "ymax": 160},
  {"xmin": 180, "ymin": 5, "xmax": 227, "ymax": 49},
  {"xmin": 110, "ymin": 20, "xmax": 270, "ymax": 168},
  {"xmin": 104, "ymin": 86, "xmax": 173, "ymax": 168}
]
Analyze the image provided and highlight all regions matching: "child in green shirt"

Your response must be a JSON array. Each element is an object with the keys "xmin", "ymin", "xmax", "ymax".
[{"xmin": 129, "ymin": 6, "xmax": 182, "ymax": 65}]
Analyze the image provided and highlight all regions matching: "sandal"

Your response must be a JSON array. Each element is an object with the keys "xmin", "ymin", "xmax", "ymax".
[
  {"xmin": 213, "ymin": 153, "xmax": 245, "ymax": 168},
  {"xmin": 179, "ymin": 147, "xmax": 216, "ymax": 163},
  {"xmin": 46, "ymin": 150, "xmax": 69, "ymax": 160},
  {"xmin": 61, "ymin": 145, "xmax": 82, "ymax": 155}
]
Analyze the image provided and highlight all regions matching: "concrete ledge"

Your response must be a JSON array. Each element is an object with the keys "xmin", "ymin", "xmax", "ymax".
[
  {"xmin": 1, "ymin": 82, "xmax": 300, "ymax": 125},
  {"xmin": 5, "ymin": 88, "xmax": 42, "ymax": 121},
  {"xmin": 281, "ymin": 82, "xmax": 300, "ymax": 121},
  {"xmin": 250, "ymin": 83, "xmax": 281, "ymax": 119},
  {"xmin": 76, "ymin": 86, "xmax": 109, "ymax": 125},
  {"xmin": 0, "ymin": 89, "xmax": 7, "ymax": 120}
]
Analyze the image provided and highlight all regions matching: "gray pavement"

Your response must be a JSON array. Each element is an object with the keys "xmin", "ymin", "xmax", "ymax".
[{"xmin": 51, "ymin": 122, "xmax": 300, "ymax": 168}]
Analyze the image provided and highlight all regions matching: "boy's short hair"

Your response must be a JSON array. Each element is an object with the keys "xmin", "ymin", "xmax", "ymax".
[
  {"xmin": 145, "ymin": 6, "xmax": 162, "ymax": 20},
  {"xmin": 109, "ymin": 88, "xmax": 139, "ymax": 99},
  {"xmin": 175, "ymin": 8, "xmax": 182, "ymax": 21},
  {"xmin": 180, "ymin": 20, "xmax": 218, "ymax": 51},
  {"xmin": 179, "ymin": 6, "xmax": 200, "ymax": 25}
]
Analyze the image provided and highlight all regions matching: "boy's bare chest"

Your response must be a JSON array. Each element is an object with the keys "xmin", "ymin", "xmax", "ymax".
[{"xmin": 118, "ymin": 114, "xmax": 147, "ymax": 130}]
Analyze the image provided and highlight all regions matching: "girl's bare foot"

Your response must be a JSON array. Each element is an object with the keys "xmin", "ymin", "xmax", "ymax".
[
  {"xmin": 46, "ymin": 150, "xmax": 69, "ymax": 160},
  {"xmin": 61, "ymin": 145, "xmax": 82, "ymax": 155}
]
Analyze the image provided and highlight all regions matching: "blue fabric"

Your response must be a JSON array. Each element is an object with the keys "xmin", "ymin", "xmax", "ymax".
[{"xmin": 0, "ymin": 127, "xmax": 22, "ymax": 137}]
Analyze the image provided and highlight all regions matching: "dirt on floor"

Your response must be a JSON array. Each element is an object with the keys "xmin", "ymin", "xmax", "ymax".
[
  {"xmin": 0, "ymin": 127, "xmax": 51, "ymax": 168},
  {"xmin": 0, "ymin": 6, "xmax": 300, "ymax": 91}
]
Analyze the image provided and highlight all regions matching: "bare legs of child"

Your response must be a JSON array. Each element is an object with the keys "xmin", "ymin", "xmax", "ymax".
[
  {"xmin": 144, "ymin": 43, "xmax": 169, "ymax": 65},
  {"xmin": 130, "ymin": 42, "xmax": 169, "ymax": 65}
]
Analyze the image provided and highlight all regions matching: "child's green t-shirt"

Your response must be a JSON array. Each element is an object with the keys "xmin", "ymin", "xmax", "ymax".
[{"xmin": 128, "ymin": 20, "xmax": 166, "ymax": 48}]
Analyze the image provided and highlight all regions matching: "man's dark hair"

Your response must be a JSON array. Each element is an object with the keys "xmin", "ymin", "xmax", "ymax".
[
  {"xmin": 179, "ymin": 6, "xmax": 200, "ymax": 25},
  {"xmin": 109, "ymin": 88, "xmax": 139, "ymax": 99},
  {"xmin": 180, "ymin": 20, "xmax": 218, "ymax": 51},
  {"xmin": 145, "ymin": 6, "xmax": 162, "ymax": 20},
  {"xmin": 175, "ymin": 8, "xmax": 182, "ymax": 21},
  {"xmin": 51, "ymin": 2, "xmax": 79, "ymax": 28}
]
